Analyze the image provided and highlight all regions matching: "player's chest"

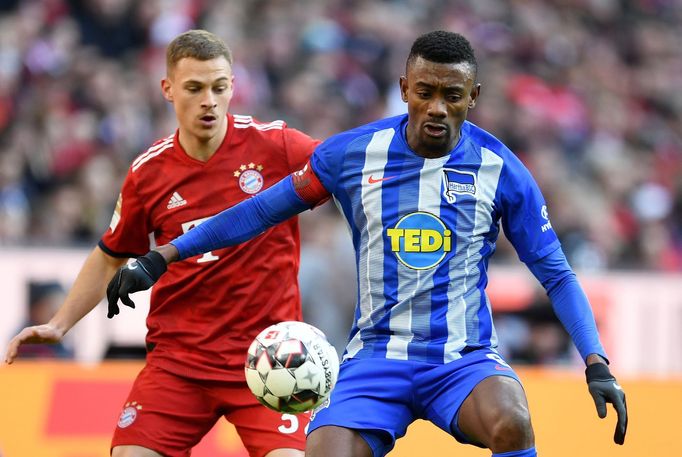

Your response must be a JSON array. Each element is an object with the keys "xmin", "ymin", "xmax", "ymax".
[
  {"xmin": 346, "ymin": 160, "xmax": 497, "ymax": 222},
  {"xmin": 142, "ymin": 158, "xmax": 288, "ymax": 235}
]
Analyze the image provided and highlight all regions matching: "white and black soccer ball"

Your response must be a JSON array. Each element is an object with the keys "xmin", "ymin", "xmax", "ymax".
[{"xmin": 245, "ymin": 321, "xmax": 340, "ymax": 413}]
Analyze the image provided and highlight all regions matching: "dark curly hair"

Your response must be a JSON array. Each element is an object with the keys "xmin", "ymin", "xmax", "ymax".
[{"xmin": 406, "ymin": 30, "xmax": 477, "ymax": 78}]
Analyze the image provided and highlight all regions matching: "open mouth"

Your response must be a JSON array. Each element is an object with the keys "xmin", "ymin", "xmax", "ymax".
[
  {"xmin": 200, "ymin": 114, "xmax": 217, "ymax": 124},
  {"xmin": 423, "ymin": 122, "xmax": 448, "ymax": 138}
]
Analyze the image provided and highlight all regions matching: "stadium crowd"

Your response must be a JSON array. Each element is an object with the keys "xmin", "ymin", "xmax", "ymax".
[{"xmin": 0, "ymin": 0, "xmax": 680, "ymax": 355}]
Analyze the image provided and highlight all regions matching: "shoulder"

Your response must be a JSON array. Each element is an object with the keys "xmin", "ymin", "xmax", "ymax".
[
  {"xmin": 230, "ymin": 113, "xmax": 295, "ymax": 149},
  {"xmin": 232, "ymin": 114, "xmax": 287, "ymax": 133},
  {"xmin": 130, "ymin": 132, "xmax": 176, "ymax": 174},
  {"xmin": 462, "ymin": 121, "xmax": 530, "ymax": 172},
  {"xmin": 462, "ymin": 121, "xmax": 514, "ymax": 159}
]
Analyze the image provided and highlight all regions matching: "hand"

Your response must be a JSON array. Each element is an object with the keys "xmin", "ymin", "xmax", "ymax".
[
  {"xmin": 5, "ymin": 324, "xmax": 64, "ymax": 364},
  {"xmin": 106, "ymin": 251, "xmax": 167, "ymax": 318},
  {"xmin": 585, "ymin": 362, "xmax": 628, "ymax": 445}
]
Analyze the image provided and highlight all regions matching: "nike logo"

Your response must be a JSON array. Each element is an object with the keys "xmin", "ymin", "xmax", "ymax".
[
  {"xmin": 368, "ymin": 175, "xmax": 397, "ymax": 184},
  {"xmin": 128, "ymin": 263, "xmax": 138, "ymax": 270},
  {"xmin": 495, "ymin": 364, "xmax": 512, "ymax": 371},
  {"xmin": 613, "ymin": 382, "xmax": 623, "ymax": 391}
]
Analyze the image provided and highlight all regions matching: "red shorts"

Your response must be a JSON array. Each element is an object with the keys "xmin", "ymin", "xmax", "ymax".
[{"xmin": 111, "ymin": 364, "xmax": 308, "ymax": 457}]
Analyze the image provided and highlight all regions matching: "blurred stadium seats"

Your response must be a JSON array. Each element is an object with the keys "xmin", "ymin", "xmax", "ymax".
[{"xmin": 0, "ymin": 0, "xmax": 680, "ymax": 269}]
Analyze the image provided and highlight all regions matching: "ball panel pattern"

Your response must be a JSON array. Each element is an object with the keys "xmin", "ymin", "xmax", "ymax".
[{"xmin": 244, "ymin": 321, "xmax": 340, "ymax": 413}]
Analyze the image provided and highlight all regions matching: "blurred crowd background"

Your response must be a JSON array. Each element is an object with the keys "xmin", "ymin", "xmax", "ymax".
[{"xmin": 1, "ymin": 0, "xmax": 680, "ymax": 363}]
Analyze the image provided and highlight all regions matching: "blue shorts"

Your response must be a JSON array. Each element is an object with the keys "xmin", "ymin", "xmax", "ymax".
[{"xmin": 307, "ymin": 349, "xmax": 521, "ymax": 457}]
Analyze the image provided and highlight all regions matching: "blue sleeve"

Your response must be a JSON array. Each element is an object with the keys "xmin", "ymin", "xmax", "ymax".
[
  {"xmin": 171, "ymin": 175, "xmax": 311, "ymax": 259},
  {"xmin": 499, "ymin": 153, "xmax": 560, "ymax": 263},
  {"xmin": 309, "ymin": 129, "xmax": 364, "ymax": 194},
  {"xmin": 526, "ymin": 246, "xmax": 608, "ymax": 363}
]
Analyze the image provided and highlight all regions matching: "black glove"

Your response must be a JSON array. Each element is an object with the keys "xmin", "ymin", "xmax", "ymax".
[
  {"xmin": 585, "ymin": 362, "xmax": 628, "ymax": 445},
  {"xmin": 107, "ymin": 251, "xmax": 167, "ymax": 319}
]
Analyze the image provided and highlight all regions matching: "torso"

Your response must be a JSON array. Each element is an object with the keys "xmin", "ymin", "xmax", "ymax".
[{"xmin": 101, "ymin": 114, "xmax": 318, "ymax": 380}]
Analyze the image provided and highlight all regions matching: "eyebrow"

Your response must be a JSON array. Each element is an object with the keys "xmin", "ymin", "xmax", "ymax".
[
  {"xmin": 183, "ymin": 76, "xmax": 230, "ymax": 85},
  {"xmin": 414, "ymin": 82, "xmax": 465, "ymax": 91}
]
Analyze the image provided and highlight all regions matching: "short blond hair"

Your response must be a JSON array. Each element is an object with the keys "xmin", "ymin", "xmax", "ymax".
[{"xmin": 166, "ymin": 29, "xmax": 233, "ymax": 72}]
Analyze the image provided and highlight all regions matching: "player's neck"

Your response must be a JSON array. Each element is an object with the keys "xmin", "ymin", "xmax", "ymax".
[{"xmin": 177, "ymin": 120, "xmax": 228, "ymax": 162}]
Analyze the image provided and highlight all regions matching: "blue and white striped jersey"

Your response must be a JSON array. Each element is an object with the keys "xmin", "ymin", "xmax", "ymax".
[{"xmin": 310, "ymin": 114, "xmax": 561, "ymax": 363}]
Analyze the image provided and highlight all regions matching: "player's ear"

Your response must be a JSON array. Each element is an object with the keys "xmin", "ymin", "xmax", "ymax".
[
  {"xmin": 161, "ymin": 78, "xmax": 173, "ymax": 102},
  {"xmin": 468, "ymin": 83, "xmax": 481, "ymax": 109},
  {"xmin": 399, "ymin": 76, "xmax": 408, "ymax": 103}
]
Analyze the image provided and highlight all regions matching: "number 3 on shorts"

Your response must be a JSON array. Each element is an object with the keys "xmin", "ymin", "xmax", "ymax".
[{"xmin": 278, "ymin": 413, "xmax": 299, "ymax": 434}]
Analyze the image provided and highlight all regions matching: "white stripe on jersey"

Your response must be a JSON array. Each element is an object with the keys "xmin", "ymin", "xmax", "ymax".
[
  {"xmin": 234, "ymin": 122, "xmax": 285, "ymax": 131},
  {"xmin": 132, "ymin": 142, "xmax": 174, "ymax": 172},
  {"xmin": 444, "ymin": 147, "xmax": 503, "ymax": 361},
  {"xmin": 233, "ymin": 114, "xmax": 284, "ymax": 130},
  {"xmin": 386, "ymin": 155, "xmax": 449, "ymax": 359},
  {"xmin": 346, "ymin": 128, "xmax": 395, "ymax": 359},
  {"xmin": 132, "ymin": 135, "xmax": 173, "ymax": 169},
  {"xmin": 233, "ymin": 114, "xmax": 253, "ymax": 123}
]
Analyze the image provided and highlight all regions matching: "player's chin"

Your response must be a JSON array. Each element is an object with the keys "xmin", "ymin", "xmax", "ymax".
[
  {"xmin": 193, "ymin": 124, "xmax": 219, "ymax": 139},
  {"xmin": 420, "ymin": 134, "xmax": 453, "ymax": 155}
]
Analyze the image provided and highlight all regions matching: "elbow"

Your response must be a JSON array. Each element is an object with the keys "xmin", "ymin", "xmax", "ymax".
[{"xmin": 544, "ymin": 270, "xmax": 577, "ymax": 296}]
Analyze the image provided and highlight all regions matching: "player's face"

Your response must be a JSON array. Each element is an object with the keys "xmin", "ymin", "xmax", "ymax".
[
  {"xmin": 400, "ymin": 57, "xmax": 480, "ymax": 158},
  {"xmin": 162, "ymin": 56, "xmax": 234, "ymax": 144}
]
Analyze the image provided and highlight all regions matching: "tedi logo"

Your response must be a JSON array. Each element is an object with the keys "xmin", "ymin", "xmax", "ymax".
[
  {"xmin": 386, "ymin": 212, "xmax": 452, "ymax": 270},
  {"xmin": 540, "ymin": 205, "xmax": 553, "ymax": 233}
]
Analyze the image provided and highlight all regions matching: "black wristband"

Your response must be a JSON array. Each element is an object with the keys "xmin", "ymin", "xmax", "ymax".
[
  {"xmin": 585, "ymin": 363, "xmax": 613, "ymax": 382},
  {"xmin": 137, "ymin": 250, "xmax": 168, "ymax": 281}
]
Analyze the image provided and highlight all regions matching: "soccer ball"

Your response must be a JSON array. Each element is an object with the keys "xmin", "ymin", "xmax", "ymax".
[{"xmin": 245, "ymin": 321, "xmax": 339, "ymax": 413}]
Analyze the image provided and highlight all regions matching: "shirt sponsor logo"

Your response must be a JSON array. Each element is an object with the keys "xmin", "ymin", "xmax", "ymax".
[
  {"xmin": 180, "ymin": 217, "xmax": 221, "ymax": 263},
  {"xmin": 234, "ymin": 163, "xmax": 264, "ymax": 194},
  {"xmin": 442, "ymin": 168, "xmax": 477, "ymax": 203},
  {"xmin": 386, "ymin": 212, "xmax": 452, "ymax": 270}
]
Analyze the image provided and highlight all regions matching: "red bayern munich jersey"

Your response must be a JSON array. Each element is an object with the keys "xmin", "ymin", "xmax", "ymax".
[{"xmin": 99, "ymin": 114, "xmax": 320, "ymax": 381}]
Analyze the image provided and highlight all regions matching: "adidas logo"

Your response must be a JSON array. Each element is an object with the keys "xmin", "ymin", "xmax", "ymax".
[{"xmin": 167, "ymin": 191, "xmax": 187, "ymax": 209}]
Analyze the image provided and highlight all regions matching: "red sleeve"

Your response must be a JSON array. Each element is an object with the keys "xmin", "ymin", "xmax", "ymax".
[
  {"xmin": 98, "ymin": 170, "xmax": 151, "ymax": 257},
  {"xmin": 283, "ymin": 127, "xmax": 321, "ymax": 172},
  {"xmin": 291, "ymin": 161, "xmax": 330, "ymax": 207}
]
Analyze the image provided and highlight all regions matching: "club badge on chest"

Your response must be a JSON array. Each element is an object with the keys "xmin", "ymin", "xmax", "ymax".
[{"xmin": 234, "ymin": 163, "xmax": 265, "ymax": 194}]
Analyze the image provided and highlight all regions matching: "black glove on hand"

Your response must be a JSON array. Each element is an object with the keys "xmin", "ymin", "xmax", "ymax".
[
  {"xmin": 585, "ymin": 362, "xmax": 628, "ymax": 445},
  {"xmin": 107, "ymin": 251, "xmax": 167, "ymax": 319}
]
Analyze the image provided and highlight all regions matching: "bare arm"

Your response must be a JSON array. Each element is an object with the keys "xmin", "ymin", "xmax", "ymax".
[
  {"xmin": 5, "ymin": 246, "xmax": 127, "ymax": 364},
  {"xmin": 156, "ymin": 244, "xmax": 179, "ymax": 263}
]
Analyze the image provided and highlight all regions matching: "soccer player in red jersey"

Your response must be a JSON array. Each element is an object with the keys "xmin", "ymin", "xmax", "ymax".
[{"xmin": 4, "ymin": 30, "xmax": 319, "ymax": 457}]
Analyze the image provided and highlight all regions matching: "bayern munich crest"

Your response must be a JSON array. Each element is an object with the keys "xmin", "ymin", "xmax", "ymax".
[
  {"xmin": 117, "ymin": 401, "xmax": 142, "ymax": 428},
  {"xmin": 234, "ymin": 163, "xmax": 264, "ymax": 194}
]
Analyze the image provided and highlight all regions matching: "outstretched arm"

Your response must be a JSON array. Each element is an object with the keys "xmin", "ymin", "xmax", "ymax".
[
  {"xmin": 526, "ymin": 247, "xmax": 627, "ymax": 445},
  {"xmin": 5, "ymin": 246, "xmax": 126, "ymax": 364},
  {"xmin": 171, "ymin": 174, "xmax": 314, "ymax": 259},
  {"xmin": 106, "ymin": 169, "xmax": 330, "ymax": 317}
]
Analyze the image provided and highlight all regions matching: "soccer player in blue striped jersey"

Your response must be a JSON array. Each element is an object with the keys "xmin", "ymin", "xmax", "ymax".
[{"xmin": 107, "ymin": 31, "xmax": 628, "ymax": 457}]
